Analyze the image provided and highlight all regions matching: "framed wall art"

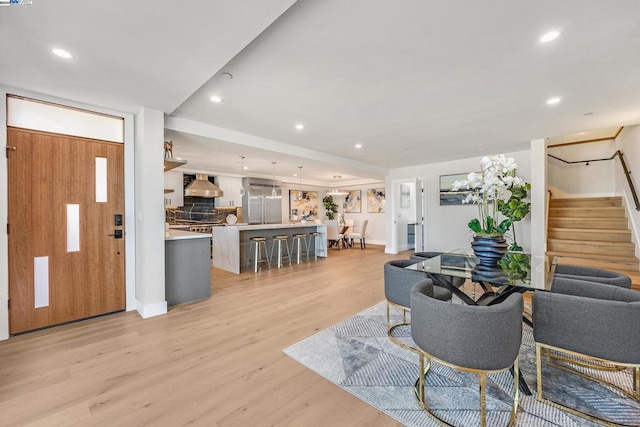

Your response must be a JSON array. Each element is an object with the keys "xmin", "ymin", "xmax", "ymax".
[
  {"xmin": 439, "ymin": 172, "xmax": 477, "ymax": 205},
  {"xmin": 367, "ymin": 188, "xmax": 385, "ymax": 213},
  {"xmin": 343, "ymin": 190, "xmax": 361, "ymax": 213},
  {"xmin": 289, "ymin": 190, "xmax": 319, "ymax": 220},
  {"xmin": 400, "ymin": 184, "xmax": 411, "ymax": 208}
]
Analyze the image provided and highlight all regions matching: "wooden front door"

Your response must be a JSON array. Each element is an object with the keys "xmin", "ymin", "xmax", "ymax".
[{"xmin": 7, "ymin": 127, "xmax": 125, "ymax": 334}]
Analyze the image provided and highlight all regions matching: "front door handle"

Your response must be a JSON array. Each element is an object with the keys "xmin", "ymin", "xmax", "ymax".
[{"xmin": 108, "ymin": 230, "xmax": 123, "ymax": 239}]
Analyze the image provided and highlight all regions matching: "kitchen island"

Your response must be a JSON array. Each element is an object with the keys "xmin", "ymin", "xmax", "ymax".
[
  {"xmin": 165, "ymin": 229, "xmax": 212, "ymax": 306},
  {"xmin": 212, "ymin": 223, "xmax": 328, "ymax": 274}
]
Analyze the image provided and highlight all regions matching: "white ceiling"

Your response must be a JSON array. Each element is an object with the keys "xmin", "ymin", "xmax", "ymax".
[{"xmin": 3, "ymin": 0, "xmax": 640, "ymax": 185}]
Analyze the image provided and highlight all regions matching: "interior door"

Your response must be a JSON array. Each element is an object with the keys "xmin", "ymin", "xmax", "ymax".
[
  {"xmin": 414, "ymin": 178, "xmax": 425, "ymax": 252},
  {"xmin": 7, "ymin": 128, "xmax": 125, "ymax": 334}
]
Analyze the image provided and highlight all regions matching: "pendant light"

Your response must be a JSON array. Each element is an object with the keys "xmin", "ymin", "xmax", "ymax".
[
  {"xmin": 271, "ymin": 162, "xmax": 278, "ymax": 197},
  {"xmin": 239, "ymin": 156, "xmax": 246, "ymax": 196},
  {"xmin": 297, "ymin": 166, "xmax": 303, "ymax": 200},
  {"xmin": 327, "ymin": 175, "xmax": 349, "ymax": 196}
]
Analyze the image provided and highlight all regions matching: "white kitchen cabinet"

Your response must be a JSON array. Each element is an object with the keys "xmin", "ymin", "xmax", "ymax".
[
  {"xmin": 216, "ymin": 176, "xmax": 243, "ymax": 207},
  {"xmin": 164, "ymin": 171, "xmax": 184, "ymax": 207}
]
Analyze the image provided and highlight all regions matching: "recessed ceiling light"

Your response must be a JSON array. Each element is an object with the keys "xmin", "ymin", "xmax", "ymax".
[
  {"xmin": 295, "ymin": 124, "xmax": 305, "ymax": 130},
  {"xmin": 540, "ymin": 31, "xmax": 560, "ymax": 43},
  {"xmin": 243, "ymin": 166, "xmax": 248, "ymax": 170},
  {"xmin": 52, "ymin": 48, "xmax": 72, "ymax": 59},
  {"xmin": 546, "ymin": 97, "xmax": 561, "ymax": 105},
  {"xmin": 355, "ymin": 144, "xmax": 362, "ymax": 148},
  {"xmin": 210, "ymin": 96, "xmax": 223, "ymax": 103},
  {"xmin": 293, "ymin": 173, "xmax": 298, "ymax": 177}
]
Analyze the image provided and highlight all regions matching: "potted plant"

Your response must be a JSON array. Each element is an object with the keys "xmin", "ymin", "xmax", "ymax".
[
  {"xmin": 452, "ymin": 154, "xmax": 530, "ymax": 268},
  {"xmin": 322, "ymin": 195, "xmax": 338, "ymax": 220}
]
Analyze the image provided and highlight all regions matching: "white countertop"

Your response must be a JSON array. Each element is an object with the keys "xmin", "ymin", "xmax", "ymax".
[
  {"xmin": 165, "ymin": 229, "xmax": 212, "ymax": 241},
  {"xmin": 226, "ymin": 223, "xmax": 325, "ymax": 231}
]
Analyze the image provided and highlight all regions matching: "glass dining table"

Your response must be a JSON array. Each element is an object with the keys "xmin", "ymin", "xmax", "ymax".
[
  {"xmin": 405, "ymin": 250, "xmax": 558, "ymax": 396},
  {"xmin": 405, "ymin": 249, "xmax": 557, "ymax": 310}
]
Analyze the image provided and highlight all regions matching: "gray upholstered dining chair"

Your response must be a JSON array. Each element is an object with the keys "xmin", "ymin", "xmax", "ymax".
[
  {"xmin": 533, "ymin": 277, "xmax": 640, "ymax": 426},
  {"xmin": 383, "ymin": 260, "xmax": 451, "ymax": 349},
  {"xmin": 411, "ymin": 279, "xmax": 523, "ymax": 427},
  {"xmin": 553, "ymin": 264, "xmax": 631, "ymax": 288},
  {"xmin": 409, "ymin": 251, "xmax": 466, "ymax": 289}
]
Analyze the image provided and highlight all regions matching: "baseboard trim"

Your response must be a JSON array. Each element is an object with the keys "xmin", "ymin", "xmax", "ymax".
[{"xmin": 136, "ymin": 300, "xmax": 167, "ymax": 319}]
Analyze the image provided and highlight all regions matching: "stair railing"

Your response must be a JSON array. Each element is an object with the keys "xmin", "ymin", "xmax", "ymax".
[{"xmin": 548, "ymin": 150, "xmax": 639, "ymax": 211}]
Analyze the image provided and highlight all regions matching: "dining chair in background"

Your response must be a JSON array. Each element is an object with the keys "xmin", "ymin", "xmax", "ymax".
[
  {"xmin": 325, "ymin": 220, "xmax": 342, "ymax": 250},
  {"xmin": 346, "ymin": 219, "xmax": 368, "ymax": 249}
]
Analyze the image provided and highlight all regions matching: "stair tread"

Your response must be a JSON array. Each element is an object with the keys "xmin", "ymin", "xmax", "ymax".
[
  {"xmin": 548, "ymin": 217, "xmax": 627, "ymax": 220},
  {"xmin": 548, "ymin": 238, "xmax": 635, "ymax": 247},
  {"xmin": 551, "ymin": 197, "xmax": 622, "ymax": 201},
  {"xmin": 547, "ymin": 251, "xmax": 639, "ymax": 262},
  {"xmin": 549, "ymin": 206, "xmax": 624, "ymax": 210},
  {"xmin": 548, "ymin": 227, "xmax": 631, "ymax": 234}
]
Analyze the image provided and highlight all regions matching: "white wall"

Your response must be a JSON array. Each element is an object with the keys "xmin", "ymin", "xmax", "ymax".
[
  {"xmin": 614, "ymin": 125, "xmax": 640, "ymax": 256},
  {"xmin": 530, "ymin": 139, "xmax": 547, "ymax": 257},
  {"xmin": 280, "ymin": 181, "xmax": 387, "ymax": 245},
  {"xmin": 134, "ymin": 108, "xmax": 167, "ymax": 318},
  {"xmin": 548, "ymin": 139, "xmax": 617, "ymax": 197},
  {"xmin": 388, "ymin": 150, "xmax": 532, "ymax": 253},
  {"xmin": 0, "ymin": 88, "xmax": 9, "ymax": 340}
]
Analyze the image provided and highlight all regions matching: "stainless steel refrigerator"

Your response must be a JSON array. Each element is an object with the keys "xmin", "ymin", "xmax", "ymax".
[{"xmin": 241, "ymin": 178, "xmax": 283, "ymax": 224}]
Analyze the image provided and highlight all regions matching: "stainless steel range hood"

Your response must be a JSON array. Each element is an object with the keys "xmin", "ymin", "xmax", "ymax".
[{"xmin": 184, "ymin": 173, "xmax": 223, "ymax": 198}]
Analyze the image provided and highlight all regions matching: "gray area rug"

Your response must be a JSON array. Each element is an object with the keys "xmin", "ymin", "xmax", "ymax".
[{"xmin": 283, "ymin": 302, "xmax": 640, "ymax": 426}]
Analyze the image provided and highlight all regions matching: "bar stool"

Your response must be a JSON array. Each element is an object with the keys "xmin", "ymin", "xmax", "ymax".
[
  {"xmin": 270, "ymin": 235, "xmax": 291, "ymax": 268},
  {"xmin": 247, "ymin": 236, "xmax": 270, "ymax": 272},
  {"xmin": 308, "ymin": 231, "xmax": 326, "ymax": 260},
  {"xmin": 291, "ymin": 233, "xmax": 309, "ymax": 264}
]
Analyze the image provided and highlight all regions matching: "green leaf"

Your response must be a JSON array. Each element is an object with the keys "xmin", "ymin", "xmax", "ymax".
[
  {"xmin": 468, "ymin": 218, "xmax": 482, "ymax": 233},
  {"xmin": 497, "ymin": 219, "xmax": 512, "ymax": 234}
]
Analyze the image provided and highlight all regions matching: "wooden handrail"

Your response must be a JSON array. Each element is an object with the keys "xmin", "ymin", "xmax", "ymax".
[
  {"xmin": 616, "ymin": 150, "xmax": 640, "ymax": 211},
  {"xmin": 547, "ymin": 151, "xmax": 639, "ymax": 211}
]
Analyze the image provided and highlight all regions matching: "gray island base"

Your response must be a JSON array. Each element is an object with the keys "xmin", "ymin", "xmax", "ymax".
[
  {"xmin": 212, "ymin": 223, "xmax": 328, "ymax": 274},
  {"xmin": 165, "ymin": 230, "xmax": 212, "ymax": 306}
]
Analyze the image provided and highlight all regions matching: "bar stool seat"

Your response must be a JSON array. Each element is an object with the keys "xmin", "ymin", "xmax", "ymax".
[
  {"xmin": 308, "ymin": 231, "xmax": 326, "ymax": 260},
  {"xmin": 247, "ymin": 236, "xmax": 270, "ymax": 272},
  {"xmin": 270, "ymin": 235, "xmax": 291, "ymax": 268},
  {"xmin": 291, "ymin": 233, "xmax": 309, "ymax": 264}
]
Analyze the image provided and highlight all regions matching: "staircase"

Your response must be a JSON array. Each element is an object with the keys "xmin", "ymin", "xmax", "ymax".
[{"xmin": 546, "ymin": 196, "xmax": 640, "ymax": 289}]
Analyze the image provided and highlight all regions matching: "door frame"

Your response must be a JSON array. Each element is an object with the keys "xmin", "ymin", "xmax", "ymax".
[
  {"xmin": 386, "ymin": 176, "xmax": 427, "ymax": 254},
  {"xmin": 0, "ymin": 86, "xmax": 136, "ymax": 340}
]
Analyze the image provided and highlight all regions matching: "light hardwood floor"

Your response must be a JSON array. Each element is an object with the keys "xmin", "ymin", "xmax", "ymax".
[
  {"xmin": 0, "ymin": 246, "xmax": 408, "ymax": 426},
  {"xmin": 3, "ymin": 248, "xmax": 636, "ymax": 426}
]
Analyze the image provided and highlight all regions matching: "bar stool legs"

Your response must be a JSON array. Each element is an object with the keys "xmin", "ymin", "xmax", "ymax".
[
  {"xmin": 248, "ymin": 237, "xmax": 270, "ymax": 272},
  {"xmin": 270, "ymin": 235, "xmax": 291, "ymax": 268},
  {"xmin": 291, "ymin": 234, "xmax": 309, "ymax": 264},
  {"xmin": 308, "ymin": 231, "xmax": 326, "ymax": 260}
]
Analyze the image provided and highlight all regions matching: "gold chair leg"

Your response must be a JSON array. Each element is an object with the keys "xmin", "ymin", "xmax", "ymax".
[
  {"xmin": 386, "ymin": 302, "xmax": 390, "ymax": 329},
  {"xmin": 479, "ymin": 373, "xmax": 486, "ymax": 427},
  {"xmin": 536, "ymin": 343, "xmax": 544, "ymax": 401},
  {"xmin": 419, "ymin": 353, "xmax": 425, "ymax": 408},
  {"xmin": 509, "ymin": 359, "xmax": 519, "ymax": 427}
]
